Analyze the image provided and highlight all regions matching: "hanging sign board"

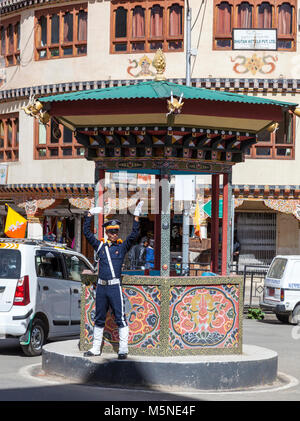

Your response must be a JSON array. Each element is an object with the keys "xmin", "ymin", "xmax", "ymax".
[
  {"xmin": 174, "ymin": 175, "xmax": 196, "ymax": 201},
  {"xmin": 233, "ymin": 29, "xmax": 277, "ymax": 51}
]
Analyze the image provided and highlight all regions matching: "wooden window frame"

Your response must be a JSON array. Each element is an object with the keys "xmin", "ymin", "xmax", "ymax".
[
  {"xmin": 34, "ymin": 119, "xmax": 85, "ymax": 160},
  {"xmin": 0, "ymin": 114, "xmax": 19, "ymax": 162},
  {"xmin": 246, "ymin": 113, "xmax": 295, "ymax": 159},
  {"xmin": 213, "ymin": 0, "xmax": 297, "ymax": 51},
  {"xmin": 0, "ymin": 16, "xmax": 20, "ymax": 67},
  {"xmin": 34, "ymin": 4, "xmax": 88, "ymax": 61},
  {"xmin": 110, "ymin": 0, "xmax": 184, "ymax": 54}
]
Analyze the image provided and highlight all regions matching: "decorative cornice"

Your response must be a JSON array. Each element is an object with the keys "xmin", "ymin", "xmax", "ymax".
[
  {"xmin": 0, "ymin": 0, "xmax": 72, "ymax": 15},
  {"xmin": 1, "ymin": 77, "xmax": 300, "ymax": 103},
  {"xmin": 0, "ymin": 182, "xmax": 299, "ymax": 200},
  {"xmin": 0, "ymin": 183, "xmax": 94, "ymax": 198}
]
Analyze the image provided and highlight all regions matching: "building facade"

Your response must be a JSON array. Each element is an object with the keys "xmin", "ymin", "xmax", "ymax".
[{"xmin": 0, "ymin": 0, "xmax": 299, "ymax": 267}]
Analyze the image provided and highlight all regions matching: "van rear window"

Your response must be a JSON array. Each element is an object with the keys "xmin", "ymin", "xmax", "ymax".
[
  {"xmin": 267, "ymin": 258, "xmax": 287, "ymax": 279},
  {"xmin": 0, "ymin": 250, "xmax": 21, "ymax": 279}
]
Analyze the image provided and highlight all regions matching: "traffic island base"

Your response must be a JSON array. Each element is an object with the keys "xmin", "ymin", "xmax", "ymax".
[{"xmin": 42, "ymin": 340, "xmax": 278, "ymax": 391}]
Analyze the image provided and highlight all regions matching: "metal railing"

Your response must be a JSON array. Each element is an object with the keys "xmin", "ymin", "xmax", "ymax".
[{"xmin": 239, "ymin": 264, "xmax": 269, "ymax": 307}]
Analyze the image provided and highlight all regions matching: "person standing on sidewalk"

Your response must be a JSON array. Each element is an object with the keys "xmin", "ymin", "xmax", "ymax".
[{"xmin": 83, "ymin": 200, "xmax": 144, "ymax": 359}]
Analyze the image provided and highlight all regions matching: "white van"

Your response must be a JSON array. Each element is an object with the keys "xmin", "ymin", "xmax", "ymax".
[
  {"xmin": 260, "ymin": 255, "xmax": 300, "ymax": 324},
  {"xmin": 0, "ymin": 238, "xmax": 94, "ymax": 356}
]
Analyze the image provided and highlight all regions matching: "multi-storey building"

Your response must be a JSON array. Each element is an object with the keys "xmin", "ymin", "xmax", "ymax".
[{"xmin": 0, "ymin": 0, "xmax": 299, "ymax": 267}]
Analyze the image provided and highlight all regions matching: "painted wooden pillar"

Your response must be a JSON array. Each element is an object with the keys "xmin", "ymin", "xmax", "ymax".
[
  {"xmin": 160, "ymin": 171, "xmax": 171, "ymax": 277},
  {"xmin": 154, "ymin": 174, "xmax": 161, "ymax": 271},
  {"xmin": 211, "ymin": 174, "xmax": 219, "ymax": 274},
  {"xmin": 221, "ymin": 173, "xmax": 229, "ymax": 275},
  {"xmin": 226, "ymin": 170, "xmax": 233, "ymax": 274},
  {"xmin": 95, "ymin": 166, "xmax": 105, "ymax": 240},
  {"xmin": 74, "ymin": 214, "xmax": 82, "ymax": 252}
]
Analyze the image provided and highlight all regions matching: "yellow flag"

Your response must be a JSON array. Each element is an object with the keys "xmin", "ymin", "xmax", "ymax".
[
  {"xmin": 193, "ymin": 201, "xmax": 201, "ymax": 239},
  {"xmin": 4, "ymin": 204, "xmax": 27, "ymax": 238}
]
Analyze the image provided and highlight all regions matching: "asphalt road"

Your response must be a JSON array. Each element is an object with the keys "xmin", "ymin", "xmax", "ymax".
[{"xmin": 0, "ymin": 314, "xmax": 299, "ymax": 406}]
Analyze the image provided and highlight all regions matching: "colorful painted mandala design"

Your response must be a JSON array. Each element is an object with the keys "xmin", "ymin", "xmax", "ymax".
[
  {"xmin": 169, "ymin": 285, "xmax": 239, "ymax": 349},
  {"xmin": 84, "ymin": 285, "xmax": 161, "ymax": 350}
]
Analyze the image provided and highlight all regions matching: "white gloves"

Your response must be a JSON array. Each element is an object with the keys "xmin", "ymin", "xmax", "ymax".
[
  {"xmin": 88, "ymin": 202, "xmax": 143, "ymax": 216},
  {"xmin": 134, "ymin": 201, "xmax": 144, "ymax": 217},
  {"xmin": 88, "ymin": 207, "xmax": 103, "ymax": 215}
]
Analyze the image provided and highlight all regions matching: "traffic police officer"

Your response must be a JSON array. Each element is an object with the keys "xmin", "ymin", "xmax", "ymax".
[{"xmin": 83, "ymin": 201, "xmax": 144, "ymax": 359}]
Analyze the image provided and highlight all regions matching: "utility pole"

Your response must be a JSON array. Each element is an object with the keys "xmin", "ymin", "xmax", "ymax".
[
  {"xmin": 186, "ymin": 0, "xmax": 192, "ymax": 87},
  {"xmin": 182, "ymin": 0, "xmax": 192, "ymax": 273}
]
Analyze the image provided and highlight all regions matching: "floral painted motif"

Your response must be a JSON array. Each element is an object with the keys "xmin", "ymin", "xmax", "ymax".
[
  {"xmin": 83, "ymin": 284, "xmax": 161, "ymax": 350},
  {"xmin": 231, "ymin": 53, "xmax": 277, "ymax": 75},
  {"xmin": 169, "ymin": 286, "xmax": 239, "ymax": 349},
  {"xmin": 264, "ymin": 199, "xmax": 300, "ymax": 221}
]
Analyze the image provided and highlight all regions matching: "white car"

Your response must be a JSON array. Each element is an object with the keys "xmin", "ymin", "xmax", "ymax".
[
  {"xmin": 0, "ymin": 238, "xmax": 94, "ymax": 356},
  {"xmin": 260, "ymin": 255, "xmax": 300, "ymax": 324}
]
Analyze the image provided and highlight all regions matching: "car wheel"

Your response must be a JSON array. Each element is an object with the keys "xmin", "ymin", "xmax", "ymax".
[
  {"xmin": 276, "ymin": 313, "xmax": 289, "ymax": 323},
  {"xmin": 21, "ymin": 318, "xmax": 46, "ymax": 357},
  {"xmin": 290, "ymin": 304, "xmax": 300, "ymax": 325}
]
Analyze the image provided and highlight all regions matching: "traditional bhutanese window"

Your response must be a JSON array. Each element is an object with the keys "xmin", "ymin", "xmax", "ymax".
[
  {"xmin": 35, "ymin": 4, "xmax": 87, "ymax": 61},
  {"xmin": 34, "ymin": 119, "xmax": 85, "ymax": 159},
  {"xmin": 277, "ymin": 3, "xmax": 294, "ymax": 49},
  {"xmin": 0, "ymin": 115, "xmax": 19, "ymax": 161},
  {"xmin": 214, "ymin": 0, "xmax": 297, "ymax": 51},
  {"xmin": 245, "ymin": 112, "xmax": 295, "ymax": 159},
  {"xmin": 257, "ymin": 2, "xmax": 272, "ymax": 28},
  {"xmin": 215, "ymin": 2, "xmax": 232, "ymax": 49},
  {"xmin": 111, "ymin": 1, "xmax": 184, "ymax": 53},
  {"xmin": 0, "ymin": 17, "xmax": 20, "ymax": 67},
  {"xmin": 237, "ymin": 2, "xmax": 253, "ymax": 28}
]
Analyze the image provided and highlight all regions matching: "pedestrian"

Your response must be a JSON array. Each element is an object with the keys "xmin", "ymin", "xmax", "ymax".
[
  {"xmin": 233, "ymin": 235, "xmax": 240, "ymax": 272},
  {"xmin": 83, "ymin": 200, "xmax": 144, "ymax": 359},
  {"xmin": 129, "ymin": 236, "xmax": 149, "ymax": 269},
  {"xmin": 145, "ymin": 238, "xmax": 155, "ymax": 269}
]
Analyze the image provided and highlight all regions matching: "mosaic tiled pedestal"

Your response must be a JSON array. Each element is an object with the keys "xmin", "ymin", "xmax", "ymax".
[{"xmin": 80, "ymin": 274, "xmax": 244, "ymax": 355}]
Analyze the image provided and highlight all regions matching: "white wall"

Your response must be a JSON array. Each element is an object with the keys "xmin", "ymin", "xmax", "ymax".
[{"xmin": 277, "ymin": 213, "xmax": 300, "ymax": 255}]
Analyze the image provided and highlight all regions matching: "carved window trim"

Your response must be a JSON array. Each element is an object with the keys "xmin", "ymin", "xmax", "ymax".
[
  {"xmin": 245, "ymin": 112, "xmax": 295, "ymax": 159},
  {"xmin": 110, "ymin": 0, "xmax": 184, "ymax": 54},
  {"xmin": 0, "ymin": 114, "xmax": 19, "ymax": 162},
  {"xmin": 34, "ymin": 3, "xmax": 88, "ymax": 61},
  {"xmin": 0, "ymin": 16, "xmax": 20, "ymax": 67},
  {"xmin": 213, "ymin": 0, "xmax": 297, "ymax": 51},
  {"xmin": 34, "ymin": 119, "xmax": 85, "ymax": 160}
]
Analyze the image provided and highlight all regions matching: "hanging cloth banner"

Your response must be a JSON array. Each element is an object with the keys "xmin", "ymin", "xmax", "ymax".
[{"xmin": 4, "ymin": 204, "xmax": 27, "ymax": 238}]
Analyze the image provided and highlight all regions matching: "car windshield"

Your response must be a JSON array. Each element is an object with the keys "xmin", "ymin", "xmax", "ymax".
[
  {"xmin": 0, "ymin": 249, "xmax": 21, "ymax": 279},
  {"xmin": 267, "ymin": 258, "xmax": 287, "ymax": 279}
]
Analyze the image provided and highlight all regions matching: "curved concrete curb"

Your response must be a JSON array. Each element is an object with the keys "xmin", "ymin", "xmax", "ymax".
[{"xmin": 42, "ymin": 340, "xmax": 278, "ymax": 391}]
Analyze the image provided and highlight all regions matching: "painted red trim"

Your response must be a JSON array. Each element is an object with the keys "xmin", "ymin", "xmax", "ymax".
[
  {"xmin": 49, "ymin": 98, "xmax": 284, "ymax": 122},
  {"xmin": 211, "ymin": 174, "xmax": 219, "ymax": 274},
  {"xmin": 221, "ymin": 173, "xmax": 228, "ymax": 276}
]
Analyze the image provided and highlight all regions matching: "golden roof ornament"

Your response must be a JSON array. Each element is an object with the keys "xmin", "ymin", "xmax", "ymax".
[
  {"xmin": 152, "ymin": 49, "xmax": 166, "ymax": 81},
  {"xmin": 267, "ymin": 122, "xmax": 279, "ymax": 133},
  {"xmin": 167, "ymin": 91, "xmax": 184, "ymax": 116},
  {"xmin": 21, "ymin": 94, "xmax": 50, "ymax": 125}
]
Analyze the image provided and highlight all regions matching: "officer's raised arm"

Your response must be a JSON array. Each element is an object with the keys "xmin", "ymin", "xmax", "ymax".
[
  {"xmin": 83, "ymin": 206, "xmax": 102, "ymax": 250},
  {"xmin": 123, "ymin": 200, "xmax": 144, "ymax": 252}
]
